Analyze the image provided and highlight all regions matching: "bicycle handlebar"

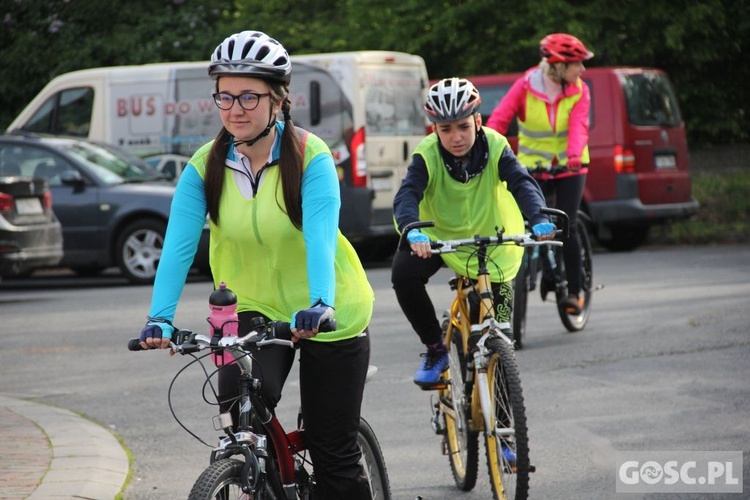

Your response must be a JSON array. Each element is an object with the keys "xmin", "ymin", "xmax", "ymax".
[
  {"xmin": 127, "ymin": 318, "xmax": 336, "ymax": 353},
  {"xmin": 397, "ymin": 207, "xmax": 569, "ymax": 253}
]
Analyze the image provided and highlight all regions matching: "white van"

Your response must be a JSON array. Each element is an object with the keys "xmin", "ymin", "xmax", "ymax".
[{"xmin": 7, "ymin": 51, "xmax": 429, "ymax": 242}]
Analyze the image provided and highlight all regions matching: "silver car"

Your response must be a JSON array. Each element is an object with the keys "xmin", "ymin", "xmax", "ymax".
[{"xmin": 0, "ymin": 166, "xmax": 63, "ymax": 279}]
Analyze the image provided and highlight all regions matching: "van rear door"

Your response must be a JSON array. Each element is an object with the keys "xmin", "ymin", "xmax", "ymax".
[
  {"xmin": 361, "ymin": 60, "xmax": 428, "ymax": 229},
  {"xmin": 617, "ymin": 69, "xmax": 694, "ymax": 206}
]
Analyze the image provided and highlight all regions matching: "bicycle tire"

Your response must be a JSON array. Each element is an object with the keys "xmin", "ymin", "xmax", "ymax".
[
  {"xmin": 556, "ymin": 218, "xmax": 593, "ymax": 332},
  {"xmin": 484, "ymin": 336, "xmax": 530, "ymax": 500},
  {"xmin": 357, "ymin": 417, "xmax": 392, "ymax": 500},
  {"xmin": 187, "ymin": 458, "xmax": 270, "ymax": 500},
  {"xmin": 439, "ymin": 317, "xmax": 479, "ymax": 491},
  {"xmin": 511, "ymin": 248, "xmax": 531, "ymax": 349}
]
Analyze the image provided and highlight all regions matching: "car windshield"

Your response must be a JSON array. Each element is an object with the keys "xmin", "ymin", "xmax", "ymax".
[{"xmin": 56, "ymin": 141, "xmax": 165, "ymax": 184}]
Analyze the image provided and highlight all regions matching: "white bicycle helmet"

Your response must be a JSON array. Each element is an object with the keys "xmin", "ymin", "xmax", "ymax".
[
  {"xmin": 424, "ymin": 78, "xmax": 482, "ymax": 123},
  {"xmin": 209, "ymin": 30, "xmax": 292, "ymax": 83}
]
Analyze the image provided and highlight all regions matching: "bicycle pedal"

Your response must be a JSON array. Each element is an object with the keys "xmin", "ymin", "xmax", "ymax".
[
  {"xmin": 416, "ymin": 379, "xmax": 447, "ymax": 391},
  {"xmin": 530, "ymin": 464, "xmax": 537, "ymax": 473}
]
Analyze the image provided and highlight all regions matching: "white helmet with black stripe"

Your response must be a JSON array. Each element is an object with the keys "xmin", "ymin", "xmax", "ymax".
[
  {"xmin": 209, "ymin": 30, "xmax": 292, "ymax": 83},
  {"xmin": 424, "ymin": 77, "xmax": 482, "ymax": 123}
]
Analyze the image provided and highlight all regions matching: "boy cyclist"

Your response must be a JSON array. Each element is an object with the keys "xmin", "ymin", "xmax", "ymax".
[{"xmin": 392, "ymin": 77, "xmax": 555, "ymax": 388}]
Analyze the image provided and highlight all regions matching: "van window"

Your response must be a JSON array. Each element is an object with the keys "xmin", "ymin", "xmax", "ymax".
[
  {"xmin": 619, "ymin": 73, "xmax": 682, "ymax": 127},
  {"xmin": 21, "ymin": 87, "xmax": 94, "ymax": 137},
  {"xmin": 477, "ymin": 84, "xmax": 513, "ymax": 124},
  {"xmin": 363, "ymin": 69, "xmax": 424, "ymax": 136},
  {"xmin": 474, "ymin": 83, "xmax": 519, "ymax": 137}
]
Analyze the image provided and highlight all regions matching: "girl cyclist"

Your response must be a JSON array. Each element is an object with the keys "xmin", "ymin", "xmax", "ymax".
[
  {"xmin": 137, "ymin": 30, "xmax": 375, "ymax": 499},
  {"xmin": 487, "ymin": 33, "xmax": 594, "ymax": 314}
]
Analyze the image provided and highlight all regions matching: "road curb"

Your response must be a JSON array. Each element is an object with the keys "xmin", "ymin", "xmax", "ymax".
[{"xmin": 0, "ymin": 395, "xmax": 129, "ymax": 499}]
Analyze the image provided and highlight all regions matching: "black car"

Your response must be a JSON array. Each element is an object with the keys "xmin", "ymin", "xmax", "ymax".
[
  {"xmin": 0, "ymin": 134, "xmax": 209, "ymax": 284},
  {"xmin": 0, "ymin": 165, "xmax": 63, "ymax": 278}
]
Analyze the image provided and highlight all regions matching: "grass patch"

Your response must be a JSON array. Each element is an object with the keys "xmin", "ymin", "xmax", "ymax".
[{"xmin": 652, "ymin": 167, "xmax": 750, "ymax": 245}]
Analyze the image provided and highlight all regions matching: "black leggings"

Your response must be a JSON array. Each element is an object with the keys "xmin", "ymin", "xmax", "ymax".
[
  {"xmin": 218, "ymin": 311, "xmax": 372, "ymax": 499},
  {"xmin": 391, "ymin": 251, "xmax": 514, "ymax": 346},
  {"xmin": 537, "ymin": 173, "xmax": 586, "ymax": 296}
]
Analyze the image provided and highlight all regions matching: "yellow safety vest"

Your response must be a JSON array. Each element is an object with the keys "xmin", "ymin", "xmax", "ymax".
[
  {"xmin": 518, "ymin": 80, "xmax": 590, "ymax": 167},
  {"xmin": 191, "ymin": 133, "xmax": 374, "ymax": 342},
  {"xmin": 412, "ymin": 128, "xmax": 524, "ymax": 282}
]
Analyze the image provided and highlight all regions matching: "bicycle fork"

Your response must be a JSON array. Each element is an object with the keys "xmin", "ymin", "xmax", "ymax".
[{"xmin": 473, "ymin": 331, "xmax": 514, "ymax": 441}]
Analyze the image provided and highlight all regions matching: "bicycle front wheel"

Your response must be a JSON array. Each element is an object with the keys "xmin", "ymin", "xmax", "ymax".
[
  {"xmin": 440, "ymin": 318, "xmax": 479, "ymax": 491},
  {"xmin": 187, "ymin": 458, "xmax": 249, "ymax": 500},
  {"xmin": 484, "ymin": 337, "xmax": 530, "ymax": 500},
  {"xmin": 358, "ymin": 417, "xmax": 392, "ymax": 500},
  {"xmin": 556, "ymin": 218, "xmax": 594, "ymax": 332}
]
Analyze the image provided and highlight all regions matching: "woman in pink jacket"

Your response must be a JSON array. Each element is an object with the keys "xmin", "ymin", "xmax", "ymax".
[{"xmin": 487, "ymin": 33, "xmax": 593, "ymax": 314}]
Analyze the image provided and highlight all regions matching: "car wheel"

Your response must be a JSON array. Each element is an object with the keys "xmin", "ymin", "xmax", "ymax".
[{"xmin": 115, "ymin": 219, "xmax": 166, "ymax": 285}]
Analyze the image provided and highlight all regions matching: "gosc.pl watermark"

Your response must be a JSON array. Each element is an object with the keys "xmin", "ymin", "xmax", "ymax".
[{"xmin": 616, "ymin": 451, "xmax": 743, "ymax": 493}]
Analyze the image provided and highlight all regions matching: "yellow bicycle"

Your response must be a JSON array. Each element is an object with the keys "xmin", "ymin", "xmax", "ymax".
[{"xmin": 400, "ymin": 212, "xmax": 566, "ymax": 500}]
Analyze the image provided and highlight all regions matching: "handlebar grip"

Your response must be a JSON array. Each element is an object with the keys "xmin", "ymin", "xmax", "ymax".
[
  {"xmin": 275, "ymin": 318, "xmax": 337, "ymax": 340},
  {"xmin": 540, "ymin": 207, "xmax": 570, "ymax": 239},
  {"xmin": 128, "ymin": 338, "xmax": 145, "ymax": 351},
  {"xmin": 320, "ymin": 318, "xmax": 336, "ymax": 332}
]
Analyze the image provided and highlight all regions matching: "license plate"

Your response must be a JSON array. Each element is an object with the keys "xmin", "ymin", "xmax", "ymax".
[
  {"xmin": 655, "ymin": 155, "xmax": 676, "ymax": 169},
  {"xmin": 371, "ymin": 177, "xmax": 392, "ymax": 192},
  {"xmin": 15, "ymin": 197, "xmax": 43, "ymax": 215}
]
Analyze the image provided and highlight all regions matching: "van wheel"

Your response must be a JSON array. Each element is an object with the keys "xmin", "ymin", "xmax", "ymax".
[
  {"xmin": 597, "ymin": 225, "xmax": 649, "ymax": 252},
  {"xmin": 115, "ymin": 219, "xmax": 165, "ymax": 284}
]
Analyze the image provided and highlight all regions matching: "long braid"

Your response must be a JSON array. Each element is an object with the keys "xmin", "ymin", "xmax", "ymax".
[
  {"xmin": 205, "ymin": 127, "xmax": 231, "ymax": 224},
  {"xmin": 277, "ymin": 91, "xmax": 303, "ymax": 229}
]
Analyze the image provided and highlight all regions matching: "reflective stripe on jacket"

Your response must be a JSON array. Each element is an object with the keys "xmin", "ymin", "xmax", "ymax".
[{"xmin": 518, "ymin": 79, "xmax": 590, "ymax": 167}]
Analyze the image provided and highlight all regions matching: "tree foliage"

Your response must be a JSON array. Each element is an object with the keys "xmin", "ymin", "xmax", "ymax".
[{"xmin": 1, "ymin": 0, "xmax": 747, "ymax": 146}]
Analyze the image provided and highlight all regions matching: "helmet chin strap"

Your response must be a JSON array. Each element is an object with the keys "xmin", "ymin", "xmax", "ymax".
[{"xmin": 232, "ymin": 109, "xmax": 276, "ymax": 148}]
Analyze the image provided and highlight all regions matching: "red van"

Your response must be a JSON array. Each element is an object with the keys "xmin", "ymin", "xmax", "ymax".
[{"xmin": 463, "ymin": 67, "xmax": 699, "ymax": 251}]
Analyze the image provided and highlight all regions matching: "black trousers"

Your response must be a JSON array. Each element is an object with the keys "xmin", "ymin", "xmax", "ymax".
[
  {"xmin": 537, "ymin": 173, "xmax": 587, "ymax": 296},
  {"xmin": 218, "ymin": 311, "xmax": 372, "ymax": 499},
  {"xmin": 391, "ymin": 250, "xmax": 514, "ymax": 346}
]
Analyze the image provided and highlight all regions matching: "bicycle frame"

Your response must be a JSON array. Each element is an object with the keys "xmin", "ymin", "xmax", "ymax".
[
  {"xmin": 442, "ymin": 254, "xmax": 515, "ymax": 434},
  {"xmin": 183, "ymin": 327, "xmax": 306, "ymax": 497}
]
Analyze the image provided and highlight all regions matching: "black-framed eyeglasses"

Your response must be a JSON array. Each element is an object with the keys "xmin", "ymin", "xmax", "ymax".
[{"xmin": 212, "ymin": 92, "xmax": 271, "ymax": 111}]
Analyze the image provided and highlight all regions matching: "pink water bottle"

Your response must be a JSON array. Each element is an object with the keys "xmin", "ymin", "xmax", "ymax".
[{"xmin": 208, "ymin": 282, "xmax": 238, "ymax": 366}]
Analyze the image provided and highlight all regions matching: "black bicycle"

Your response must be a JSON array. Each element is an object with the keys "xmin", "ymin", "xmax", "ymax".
[
  {"xmin": 128, "ymin": 318, "xmax": 391, "ymax": 500},
  {"xmin": 512, "ymin": 203, "xmax": 595, "ymax": 349}
]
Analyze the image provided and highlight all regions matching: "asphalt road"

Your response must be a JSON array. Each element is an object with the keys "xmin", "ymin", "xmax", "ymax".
[{"xmin": 1, "ymin": 244, "xmax": 748, "ymax": 499}]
